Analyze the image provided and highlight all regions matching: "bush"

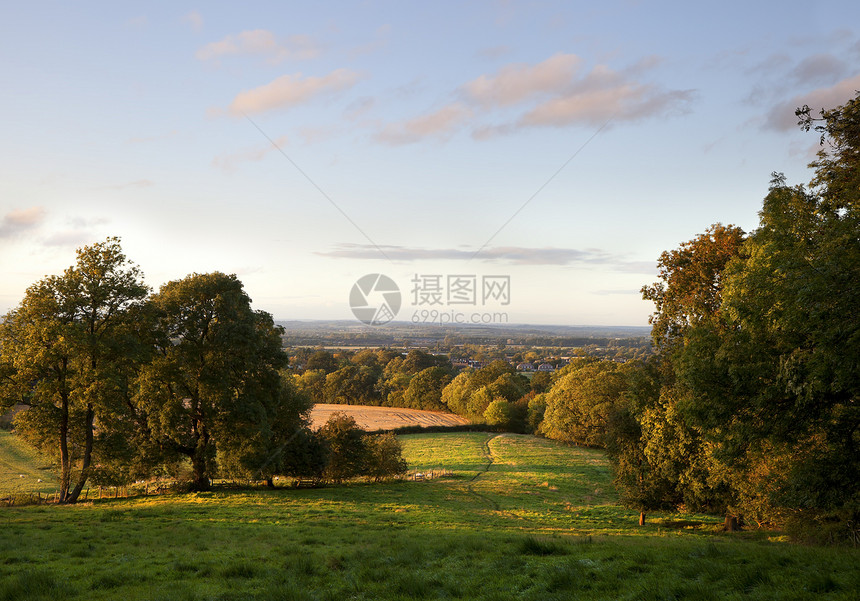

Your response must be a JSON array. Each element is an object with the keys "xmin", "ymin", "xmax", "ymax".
[
  {"xmin": 317, "ymin": 413, "xmax": 367, "ymax": 483},
  {"xmin": 363, "ymin": 432, "xmax": 407, "ymax": 481}
]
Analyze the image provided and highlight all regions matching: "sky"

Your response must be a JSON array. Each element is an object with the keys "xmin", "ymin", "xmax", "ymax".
[{"xmin": 2, "ymin": 1, "xmax": 859, "ymax": 327}]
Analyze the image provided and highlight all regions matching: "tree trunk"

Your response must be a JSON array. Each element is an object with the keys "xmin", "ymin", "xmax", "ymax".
[
  {"xmin": 266, "ymin": 477, "xmax": 275, "ymax": 488},
  {"xmin": 67, "ymin": 404, "xmax": 95, "ymax": 504},
  {"xmin": 58, "ymin": 394, "xmax": 71, "ymax": 504},
  {"xmin": 724, "ymin": 515, "xmax": 738, "ymax": 532},
  {"xmin": 639, "ymin": 511, "xmax": 646, "ymax": 526},
  {"xmin": 190, "ymin": 451, "xmax": 211, "ymax": 491}
]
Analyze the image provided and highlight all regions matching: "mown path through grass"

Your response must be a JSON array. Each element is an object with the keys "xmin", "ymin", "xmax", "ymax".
[{"xmin": 464, "ymin": 433, "xmax": 501, "ymax": 510}]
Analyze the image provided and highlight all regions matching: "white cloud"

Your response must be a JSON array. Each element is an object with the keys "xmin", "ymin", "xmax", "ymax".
[
  {"xmin": 227, "ymin": 69, "xmax": 361, "ymax": 116},
  {"xmin": 522, "ymin": 84, "xmax": 694, "ymax": 128},
  {"xmin": 196, "ymin": 30, "xmax": 320, "ymax": 64},
  {"xmin": 374, "ymin": 103, "xmax": 473, "ymax": 146},
  {"xmin": 375, "ymin": 54, "xmax": 693, "ymax": 144},
  {"xmin": 765, "ymin": 73, "xmax": 860, "ymax": 131},
  {"xmin": 0, "ymin": 207, "xmax": 47, "ymax": 238},
  {"xmin": 462, "ymin": 53, "xmax": 583, "ymax": 107}
]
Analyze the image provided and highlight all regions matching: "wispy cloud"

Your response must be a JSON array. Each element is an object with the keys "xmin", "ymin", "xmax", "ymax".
[
  {"xmin": 225, "ymin": 69, "xmax": 361, "ymax": 116},
  {"xmin": 43, "ymin": 230, "xmax": 98, "ymax": 248},
  {"xmin": 373, "ymin": 53, "xmax": 694, "ymax": 144},
  {"xmin": 374, "ymin": 103, "xmax": 473, "ymax": 146},
  {"xmin": 764, "ymin": 73, "xmax": 860, "ymax": 131},
  {"xmin": 196, "ymin": 30, "xmax": 320, "ymax": 64},
  {"xmin": 473, "ymin": 55, "xmax": 694, "ymax": 131},
  {"xmin": 212, "ymin": 135, "xmax": 288, "ymax": 172},
  {"xmin": 316, "ymin": 243, "xmax": 653, "ymax": 271},
  {"xmin": 789, "ymin": 54, "xmax": 847, "ymax": 87},
  {"xmin": 462, "ymin": 53, "xmax": 584, "ymax": 107},
  {"xmin": 182, "ymin": 10, "xmax": 203, "ymax": 32},
  {"xmin": 0, "ymin": 207, "xmax": 47, "ymax": 238}
]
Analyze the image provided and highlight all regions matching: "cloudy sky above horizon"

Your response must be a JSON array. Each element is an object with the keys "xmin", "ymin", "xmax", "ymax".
[{"xmin": 2, "ymin": 1, "xmax": 858, "ymax": 326}]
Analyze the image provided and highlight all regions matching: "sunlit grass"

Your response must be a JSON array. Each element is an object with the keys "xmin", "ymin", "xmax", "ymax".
[
  {"xmin": 1, "ymin": 432, "xmax": 858, "ymax": 600},
  {"xmin": 0, "ymin": 430, "xmax": 56, "ymax": 495}
]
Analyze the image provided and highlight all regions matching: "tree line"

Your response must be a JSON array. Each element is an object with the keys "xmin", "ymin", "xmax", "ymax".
[
  {"xmin": 533, "ymin": 92, "xmax": 860, "ymax": 542},
  {"xmin": 0, "ymin": 246, "xmax": 405, "ymax": 503}
]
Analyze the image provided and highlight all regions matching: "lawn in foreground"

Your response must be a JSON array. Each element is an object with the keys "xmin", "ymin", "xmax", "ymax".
[{"xmin": 1, "ymin": 433, "xmax": 858, "ymax": 601}]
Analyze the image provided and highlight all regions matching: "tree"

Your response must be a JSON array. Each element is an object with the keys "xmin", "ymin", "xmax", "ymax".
[
  {"xmin": 218, "ymin": 372, "xmax": 314, "ymax": 487},
  {"xmin": 673, "ymin": 92, "xmax": 860, "ymax": 535},
  {"xmin": 323, "ymin": 365, "xmax": 380, "ymax": 405},
  {"xmin": 136, "ymin": 272, "xmax": 290, "ymax": 491},
  {"xmin": 641, "ymin": 224, "xmax": 745, "ymax": 355},
  {"xmin": 403, "ymin": 366, "xmax": 451, "ymax": 411},
  {"xmin": 540, "ymin": 360, "xmax": 629, "ymax": 447},
  {"xmin": 306, "ymin": 350, "xmax": 339, "ymax": 374},
  {"xmin": 0, "ymin": 238, "xmax": 149, "ymax": 503},
  {"xmin": 363, "ymin": 432, "xmax": 407, "ymax": 481},
  {"xmin": 317, "ymin": 413, "xmax": 366, "ymax": 483}
]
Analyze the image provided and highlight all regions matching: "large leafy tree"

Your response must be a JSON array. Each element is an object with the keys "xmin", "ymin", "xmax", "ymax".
[
  {"xmin": 676, "ymin": 92, "xmax": 860, "ymax": 533},
  {"xmin": 137, "ymin": 272, "xmax": 290, "ymax": 491},
  {"xmin": 641, "ymin": 223, "xmax": 745, "ymax": 355},
  {"xmin": 606, "ymin": 225, "xmax": 745, "ymax": 526},
  {"xmin": 0, "ymin": 238, "xmax": 149, "ymax": 503},
  {"xmin": 540, "ymin": 359, "xmax": 630, "ymax": 447}
]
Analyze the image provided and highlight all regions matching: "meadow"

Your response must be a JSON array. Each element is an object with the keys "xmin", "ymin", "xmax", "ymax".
[{"xmin": 1, "ymin": 431, "xmax": 858, "ymax": 600}]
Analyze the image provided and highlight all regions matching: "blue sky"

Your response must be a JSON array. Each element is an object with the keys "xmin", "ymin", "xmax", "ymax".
[{"xmin": 1, "ymin": 1, "xmax": 858, "ymax": 326}]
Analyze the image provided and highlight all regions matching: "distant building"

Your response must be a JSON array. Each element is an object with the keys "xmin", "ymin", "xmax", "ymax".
[
  {"xmin": 516, "ymin": 362, "xmax": 535, "ymax": 371},
  {"xmin": 537, "ymin": 363, "xmax": 555, "ymax": 372}
]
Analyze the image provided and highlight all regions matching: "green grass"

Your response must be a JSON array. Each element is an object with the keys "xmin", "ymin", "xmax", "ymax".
[
  {"xmin": 1, "ymin": 432, "xmax": 858, "ymax": 600},
  {"xmin": 0, "ymin": 430, "xmax": 57, "ymax": 495}
]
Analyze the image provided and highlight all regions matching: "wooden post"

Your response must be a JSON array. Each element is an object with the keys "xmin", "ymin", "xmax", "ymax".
[{"xmin": 639, "ymin": 512, "xmax": 646, "ymax": 526}]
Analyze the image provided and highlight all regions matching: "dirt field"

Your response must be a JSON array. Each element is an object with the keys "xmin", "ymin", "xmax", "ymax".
[{"xmin": 309, "ymin": 404, "xmax": 471, "ymax": 431}]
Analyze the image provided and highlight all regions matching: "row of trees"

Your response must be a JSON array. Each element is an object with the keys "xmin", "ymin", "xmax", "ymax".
[
  {"xmin": 533, "ymin": 92, "xmax": 860, "ymax": 541},
  {"xmin": 0, "ymin": 242, "xmax": 405, "ymax": 502}
]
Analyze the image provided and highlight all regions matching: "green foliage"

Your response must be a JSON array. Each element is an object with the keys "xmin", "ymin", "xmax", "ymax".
[
  {"xmin": 527, "ymin": 393, "xmax": 547, "ymax": 432},
  {"xmin": 441, "ymin": 361, "xmax": 529, "ymax": 421},
  {"xmin": 136, "ymin": 272, "xmax": 291, "ymax": 491},
  {"xmin": 362, "ymin": 432, "xmax": 408, "ymax": 481},
  {"xmin": 317, "ymin": 413, "xmax": 367, "ymax": 482},
  {"xmin": 483, "ymin": 397, "xmax": 515, "ymax": 428},
  {"xmin": 402, "ymin": 366, "xmax": 452, "ymax": 411},
  {"xmin": 625, "ymin": 91, "xmax": 860, "ymax": 537},
  {"xmin": 323, "ymin": 364, "xmax": 381, "ymax": 405},
  {"xmin": 0, "ymin": 237, "xmax": 149, "ymax": 503},
  {"xmin": 539, "ymin": 360, "xmax": 629, "ymax": 447},
  {"xmin": 641, "ymin": 224, "xmax": 745, "ymax": 354},
  {"xmin": 305, "ymin": 350, "xmax": 339, "ymax": 374}
]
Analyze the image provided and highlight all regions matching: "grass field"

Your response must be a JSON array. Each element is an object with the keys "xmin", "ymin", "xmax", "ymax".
[
  {"xmin": 1, "ymin": 431, "xmax": 858, "ymax": 600},
  {"xmin": 0, "ymin": 431, "xmax": 56, "ymax": 495}
]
